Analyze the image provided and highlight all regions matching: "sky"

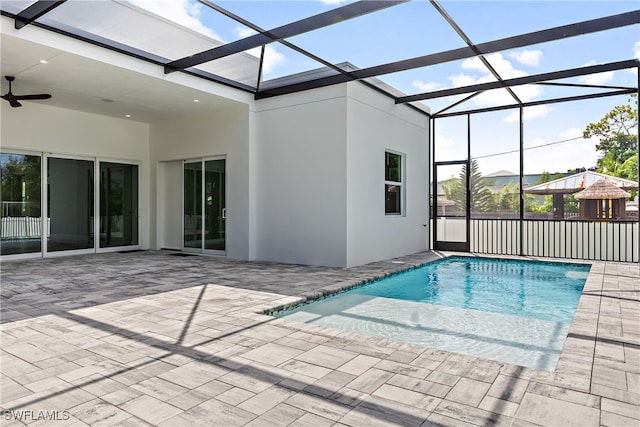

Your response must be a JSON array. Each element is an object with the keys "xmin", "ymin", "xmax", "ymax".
[{"xmin": 126, "ymin": 0, "xmax": 639, "ymax": 176}]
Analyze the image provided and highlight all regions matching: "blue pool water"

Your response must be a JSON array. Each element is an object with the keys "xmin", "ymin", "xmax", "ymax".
[{"xmin": 273, "ymin": 257, "xmax": 590, "ymax": 370}]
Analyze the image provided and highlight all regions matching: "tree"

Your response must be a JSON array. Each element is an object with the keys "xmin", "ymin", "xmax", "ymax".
[
  {"xmin": 442, "ymin": 159, "xmax": 495, "ymax": 212},
  {"xmin": 583, "ymin": 95, "xmax": 638, "ymax": 181}
]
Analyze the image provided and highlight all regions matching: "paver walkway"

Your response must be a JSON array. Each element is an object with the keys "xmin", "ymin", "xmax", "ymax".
[{"xmin": 1, "ymin": 251, "xmax": 638, "ymax": 426}]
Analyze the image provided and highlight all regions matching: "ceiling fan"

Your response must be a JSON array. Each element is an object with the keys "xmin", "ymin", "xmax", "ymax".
[{"xmin": 1, "ymin": 76, "xmax": 51, "ymax": 108}]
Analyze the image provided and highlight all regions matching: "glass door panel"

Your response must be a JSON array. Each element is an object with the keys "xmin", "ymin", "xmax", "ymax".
[
  {"xmin": 434, "ymin": 162, "xmax": 469, "ymax": 251},
  {"xmin": 183, "ymin": 161, "xmax": 203, "ymax": 250},
  {"xmin": 47, "ymin": 157, "xmax": 94, "ymax": 252},
  {"xmin": 99, "ymin": 162, "xmax": 139, "ymax": 248},
  {"xmin": 204, "ymin": 159, "xmax": 225, "ymax": 252},
  {"xmin": 0, "ymin": 153, "xmax": 42, "ymax": 255}
]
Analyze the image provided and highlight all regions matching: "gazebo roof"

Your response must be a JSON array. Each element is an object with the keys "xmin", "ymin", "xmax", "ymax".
[
  {"xmin": 575, "ymin": 179, "xmax": 631, "ymax": 200},
  {"xmin": 524, "ymin": 171, "xmax": 638, "ymax": 195}
]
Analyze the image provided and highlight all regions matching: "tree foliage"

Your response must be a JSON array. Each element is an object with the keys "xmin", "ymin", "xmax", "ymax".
[
  {"xmin": 583, "ymin": 95, "xmax": 638, "ymax": 181},
  {"xmin": 442, "ymin": 159, "xmax": 495, "ymax": 212}
]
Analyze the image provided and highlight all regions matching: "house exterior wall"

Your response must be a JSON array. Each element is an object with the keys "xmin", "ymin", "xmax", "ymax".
[
  {"xmin": 253, "ymin": 86, "xmax": 349, "ymax": 267},
  {"xmin": 0, "ymin": 102, "xmax": 151, "ymax": 247},
  {"xmin": 345, "ymin": 84, "xmax": 429, "ymax": 267},
  {"xmin": 149, "ymin": 104, "xmax": 252, "ymax": 260}
]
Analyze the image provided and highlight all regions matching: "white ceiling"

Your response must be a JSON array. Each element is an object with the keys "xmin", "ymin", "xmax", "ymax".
[{"xmin": 1, "ymin": 34, "xmax": 245, "ymax": 123}]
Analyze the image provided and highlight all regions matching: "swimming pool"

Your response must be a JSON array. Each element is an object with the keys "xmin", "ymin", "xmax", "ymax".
[{"xmin": 272, "ymin": 256, "xmax": 590, "ymax": 371}]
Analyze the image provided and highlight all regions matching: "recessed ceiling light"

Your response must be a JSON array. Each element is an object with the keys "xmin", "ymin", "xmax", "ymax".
[
  {"xmin": 194, "ymin": 99, "xmax": 200, "ymax": 103},
  {"xmin": 39, "ymin": 59, "xmax": 48, "ymax": 64},
  {"xmin": 125, "ymin": 114, "xmax": 131, "ymax": 118}
]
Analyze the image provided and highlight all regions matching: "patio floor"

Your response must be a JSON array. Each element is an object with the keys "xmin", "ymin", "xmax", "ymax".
[{"xmin": 1, "ymin": 250, "xmax": 638, "ymax": 426}]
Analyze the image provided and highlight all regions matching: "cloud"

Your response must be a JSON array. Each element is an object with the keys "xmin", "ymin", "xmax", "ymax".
[
  {"xmin": 634, "ymin": 41, "xmax": 640, "ymax": 60},
  {"xmin": 233, "ymin": 25, "xmax": 286, "ymax": 74},
  {"xmin": 320, "ymin": 0, "xmax": 349, "ymax": 4},
  {"xmin": 412, "ymin": 80, "xmax": 442, "ymax": 92},
  {"xmin": 503, "ymin": 105, "xmax": 550, "ymax": 123},
  {"xmin": 128, "ymin": 0, "xmax": 221, "ymax": 40},
  {"xmin": 508, "ymin": 50, "xmax": 543, "ymax": 67},
  {"xmin": 450, "ymin": 53, "xmax": 542, "ymax": 107},
  {"xmin": 578, "ymin": 60, "xmax": 614, "ymax": 85}
]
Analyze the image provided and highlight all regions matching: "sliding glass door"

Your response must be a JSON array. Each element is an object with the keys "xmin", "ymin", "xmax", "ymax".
[
  {"xmin": 183, "ymin": 158, "xmax": 225, "ymax": 254},
  {"xmin": 0, "ymin": 153, "xmax": 42, "ymax": 256},
  {"xmin": 100, "ymin": 162, "xmax": 139, "ymax": 248},
  {"xmin": 1, "ymin": 151, "xmax": 140, "ymax": 259},
  {"xmin": 47, "ymin": 157, "xmax": 95, "ymax": 252}
]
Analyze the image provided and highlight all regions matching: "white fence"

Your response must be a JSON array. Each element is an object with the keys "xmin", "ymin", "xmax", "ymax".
[
  {"xmin": 1, "ymin": 217, "xmax": 50, "ymax": 240},
  {"xmin": 436, "ymin": 218, "xmax": 639, "ymax": 263}
]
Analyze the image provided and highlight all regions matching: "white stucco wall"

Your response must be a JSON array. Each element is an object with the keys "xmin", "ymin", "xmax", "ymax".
[
  {"xmin": 254, "ymin": 86, "xmax": 348, "ymax": 267},
  {"xmin": 345, "ymin": 83, "xmax": 429, "ymax": 267},
  {"xmin": 149, "ymin": 104, "xmax": 252, "ymax": 260},
  {"xmin": 0, "ymin": 102, "xmax": 151, "ymax": 247}
]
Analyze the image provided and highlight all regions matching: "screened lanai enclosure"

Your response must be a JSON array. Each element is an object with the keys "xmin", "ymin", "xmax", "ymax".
[{"xmin": 1, "ymin": 0, "xmax": 639, "ymax": 263}]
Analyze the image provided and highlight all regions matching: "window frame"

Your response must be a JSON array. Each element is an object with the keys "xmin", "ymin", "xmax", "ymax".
[{"xmin": 384, "ymin": 150, "xmax": 405, "ymax": 216}]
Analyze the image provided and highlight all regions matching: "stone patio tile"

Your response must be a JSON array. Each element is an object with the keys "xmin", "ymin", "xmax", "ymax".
[
  {"xmin": 331, "ymin": 387, "xmax": 369, "ymax": 407},
  {"xmin": 243, "ymin": 403, "xmax": 306, "ymax": 427},
  {"xmin": 56, "ymin": 364, "xmax": 106, "ymax": 383},
  {"xmin": 592, "ymin": 364, "xmax": 629, "ymax": 390},
  {"xmin": 160, "ymin": 397, "xmax": 256, "ymax": 427},
  {"xmin": 426, "ymin": 370, "xmax": 460, "ymax": 387},
  {"xmin": 215, "ymin": 387, "xmax": 255, "ymax": 406},
  {"xmin": 121, "ymin": 395, "xmax": 182, "ymax": 425},
  {"xmin": 445, "ymin": 377, "xmax": 491, "ymax": 407},
  {"xmin": 386, "ymin": 350, "xmax": 420, "ymax": 364},
  {"xmin": 23, "ymin": 375, "xmax": 70, "ymax": 393},
  {"xmin": 514, "ymin": 393, "xmax": 599, "ymax": 427},
  {"xmin": 304, "ymin": 370, "xmax": 357, "ymax": 398},
  {"xmin": 425, "ymin": 412, "xmax": 472, "ymax": 427},
  {"xmin": 294, "ymin": 345, "xmax": 358, "ymax": 370},
  {"xmin": 288, "ymin": 412, "xmax": 334, "ymax": 427},
  {"xmin": 337, "ymin": 355, "xmax": 381, "ymax": 376},
  {"xmin": 487, "ymin": 374, "xmax": 530, "ymax": 403},
  {"xmin": 373, "ymin": 384, "xmax": 441, "ymax": 411},
  {"xmin": 435, "ymin": 400, "xmax": 512, "ymax": 427},
  {"xmin": 131, "ymin": 377, "xmax": 189, "ymax": 401},
  {"xmin": 237, "ymin": 385, "xmax": 296, "ymax": 415},
  {"xmin": 101, "ymin": 387, "xmax": 144, "ymax": 406},
  {"xmin": 601, "ymin": 397, "xmax": 640, "ymax": 420},
  {"xmin": 478, "ymin": 395, "xmax": 519, "ymax": 417},
  {"xmin": 345, "ymin": 368, "xmax": 394, "ymax": 394},
  {"xmin": 237, "ymin": 343, "xmax": 304, "ymax": 367},
  {"xmin": 591, "ymin": 383, "xmax": 640, "ymax": 405},
  {"xmin": 279, "ymin": 359, "xmax": 332, "ymax": 380},
  {"xmin": 166, "ymin": 380, "xmax": 231, "ymax": 410},
  {"xmin": 340, "ymin": 395, "xmax": 431, "ymax": 427},
  {"xmin": 387, "ymin": 373, "xmax": 451, "ymax": 398},
  {"xmin": 284, "ymin": 391, "xmax": 351, "ymax": 420},
  {"xmin": 600, "ymin": 411, "xmax": 640, "ymax": 427},
  {"xmin": 526, "ymin": 381, "xmax": 600, "ymax": 408},
  {"xmin": 375, "ymin": 360, "xmax": 432, "ymax": 378},
  {"xmin": 158, "ymin": 360, "xmax": 229, "ymax": 389},
  {"xmin": 71, "ymin": 398, "xmax": 133, "ymax": 426}
]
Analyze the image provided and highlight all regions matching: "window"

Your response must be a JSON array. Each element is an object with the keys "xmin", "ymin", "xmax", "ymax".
[{"xmin": 385, "ymin": 151, "xmax": 403, "ymax": 215}]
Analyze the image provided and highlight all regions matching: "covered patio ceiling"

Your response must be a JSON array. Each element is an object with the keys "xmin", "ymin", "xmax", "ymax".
[{"xmin": 1, "ymin": 0, "xmax": 638, "ymax": 120}]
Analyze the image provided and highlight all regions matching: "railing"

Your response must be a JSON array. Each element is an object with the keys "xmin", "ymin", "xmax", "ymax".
[
  {"xmin": 1, "ymin": 217, "xmax": 50, "ymax": 240},
  {"xmin": 469, "ymin": 219, "xmax": 639, "ymax": 263}
]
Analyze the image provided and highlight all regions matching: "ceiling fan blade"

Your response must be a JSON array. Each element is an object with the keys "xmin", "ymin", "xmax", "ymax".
[
  {"xmin": 9, "ymin": 99, "xmax": 22, "ymax": 108},
  {"xmin": 14, "ymin": 94, "xmax": 51, "ymax": 100}
]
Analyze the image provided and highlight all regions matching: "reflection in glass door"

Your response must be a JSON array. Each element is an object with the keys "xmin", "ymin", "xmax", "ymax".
[
  {"xmin": 100, "ymin": 162, "xmax": 139, "ymax": 248},
  {"xmin": 0, "ymin": 153, "xmax": 42, "ymax": 255},
  {"xmin": 183, "ymin": 159, "xmax": 225, "ymax": 253}
]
